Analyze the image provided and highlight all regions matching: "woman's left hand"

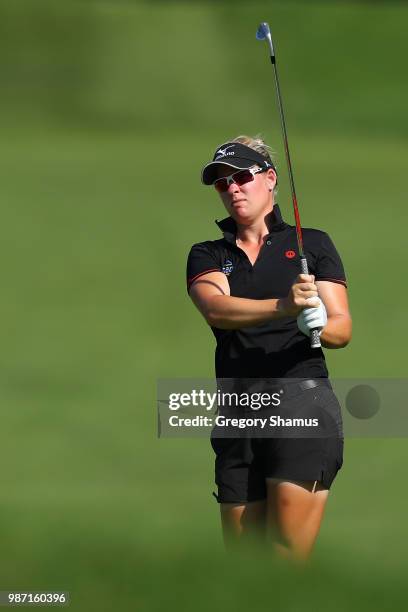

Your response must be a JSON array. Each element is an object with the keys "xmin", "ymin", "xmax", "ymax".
[{"xmin": 297, "ymin": 297, "xmax": 327, "ymax": 336}]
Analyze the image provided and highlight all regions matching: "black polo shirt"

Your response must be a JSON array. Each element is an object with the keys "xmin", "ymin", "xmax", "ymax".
[{"xmin": 186, "ymin": 204, "xmax": 347, "ymax": 379}]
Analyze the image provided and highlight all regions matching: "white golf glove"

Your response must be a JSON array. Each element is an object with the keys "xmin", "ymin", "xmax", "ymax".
[{"xmin": 297, "ymin": 297, "xmax": 327, "ymax": 337}]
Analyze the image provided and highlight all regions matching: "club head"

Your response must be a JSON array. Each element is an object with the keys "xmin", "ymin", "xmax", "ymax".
[
  {"xmin": 256, "ymin": 22, "xmax": 270, "ymax": 41},
  {"xmin": 256, "ymin": 21, "xmax": 275, "ymax": 59}
]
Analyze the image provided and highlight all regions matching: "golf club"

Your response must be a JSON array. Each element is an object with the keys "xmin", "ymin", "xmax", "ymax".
[{"xmin": 256, "ymin": 22, "xmax": 321, "ymax": 349}]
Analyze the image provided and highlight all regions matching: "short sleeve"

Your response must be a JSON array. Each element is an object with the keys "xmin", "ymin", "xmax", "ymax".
[
  {"xmin": 315, "ymin": 233, "xmax": 347, "ymax": 287},
  {"xmin": 186, "ymin": 242, "xmax": 222, "ymax": 292}
]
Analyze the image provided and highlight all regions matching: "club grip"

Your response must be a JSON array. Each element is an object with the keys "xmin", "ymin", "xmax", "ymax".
[
  {"xmin": 300, "ymin": 257, "xmax": 321, "ymax": 349},
  {"xmin": 300, "ymin": 257, "xmax": 309, "ymax": 275},
  {"xmin": 310, "ymin": 328, "xmax": 321, "ymax": 349}
]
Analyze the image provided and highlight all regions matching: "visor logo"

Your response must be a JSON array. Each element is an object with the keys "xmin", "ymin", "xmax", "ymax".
[{"xmin": 215, "ymin": 145, "xmax": 235, "ymax": 159}]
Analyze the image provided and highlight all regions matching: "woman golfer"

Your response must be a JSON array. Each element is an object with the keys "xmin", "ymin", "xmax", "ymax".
[{"xmin": 186, "ymin": 135, "xmax": 352, "ymax": 560}]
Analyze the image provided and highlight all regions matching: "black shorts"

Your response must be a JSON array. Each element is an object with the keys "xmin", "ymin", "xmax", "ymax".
[{"xmin": 210, "ymin": 382, "xmax": 344, "ymax": 504}]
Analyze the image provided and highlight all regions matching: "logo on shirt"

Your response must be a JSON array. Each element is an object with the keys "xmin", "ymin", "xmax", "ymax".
[
  {"xmin": 222, "ymin": 259, "xmax": 234, "ymax": 275},
  {"xmin": 285, "ymin": 250, "xmax": 296, "ymax": 259}
]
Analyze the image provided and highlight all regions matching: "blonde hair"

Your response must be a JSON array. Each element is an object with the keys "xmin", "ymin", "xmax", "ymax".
[
  {"xmin": 232, "ymin": 134, "xmax": 276, "ymax": 167},
  {"xmin": 231, "ymin": 134, "xmax": 278, "ymax": 194}
]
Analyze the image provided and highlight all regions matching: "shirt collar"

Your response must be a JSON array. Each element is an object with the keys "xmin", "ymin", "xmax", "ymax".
[{"xmin": 215, "ymin": 204, "xmax": 287, "ymax": 244}]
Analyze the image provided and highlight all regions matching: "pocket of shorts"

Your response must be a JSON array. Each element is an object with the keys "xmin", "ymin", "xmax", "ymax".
[{"xmin": 313, "ymin": 387, "xmax": 343, "ymax": 436}]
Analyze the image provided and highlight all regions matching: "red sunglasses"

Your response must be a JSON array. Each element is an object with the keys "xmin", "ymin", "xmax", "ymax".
[{"xmin": 213, "ymin": 167, "xmax": 266, "ymax": 193}]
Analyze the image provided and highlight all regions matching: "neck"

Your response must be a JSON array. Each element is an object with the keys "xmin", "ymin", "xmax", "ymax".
[{"xmin": 236, "ymin": 204, "xmax": 275, "ymax": 245}]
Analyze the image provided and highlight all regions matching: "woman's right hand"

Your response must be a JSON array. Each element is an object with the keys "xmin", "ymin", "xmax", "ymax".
[{"xmin": 279, "ymin": 274, "xmax": 320, "ymax": 317}]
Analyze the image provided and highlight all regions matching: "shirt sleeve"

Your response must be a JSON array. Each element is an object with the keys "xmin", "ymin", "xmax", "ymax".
[
  {"xmin": 186, "ymin": 242, "xmax": 222, "ymax": 292},
  {"xmin": 315, "ymin": 232, "xmax": 347, "ymax": 287}
]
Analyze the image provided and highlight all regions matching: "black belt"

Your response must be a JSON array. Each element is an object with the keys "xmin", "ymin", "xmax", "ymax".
[
  {"xmin": 277, "ymin": 378, "xmax": 330, "ymax": 400},
  {"xmin": 216, "ymin": 378, "xmax": 331, "ymax": 416}
]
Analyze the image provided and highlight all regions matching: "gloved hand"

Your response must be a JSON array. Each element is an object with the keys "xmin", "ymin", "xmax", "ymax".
[{"xmin": 297, "ymin": 297, "xmax": 327, "ymax": 337}]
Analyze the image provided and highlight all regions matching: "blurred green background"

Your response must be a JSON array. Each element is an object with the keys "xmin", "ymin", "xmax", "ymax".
[{"xmin": 0, "ymin": 0, "xmax": 407, "ymax": 610}]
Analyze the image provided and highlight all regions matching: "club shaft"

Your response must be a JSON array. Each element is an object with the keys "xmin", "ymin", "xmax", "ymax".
[
  {"xmin": 266, "ymin": 40, "xmax": 321, "ymax": 349},
  {"xmin": 270, "ymin": 56, "xmax": 305, "ymax": 259}
]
